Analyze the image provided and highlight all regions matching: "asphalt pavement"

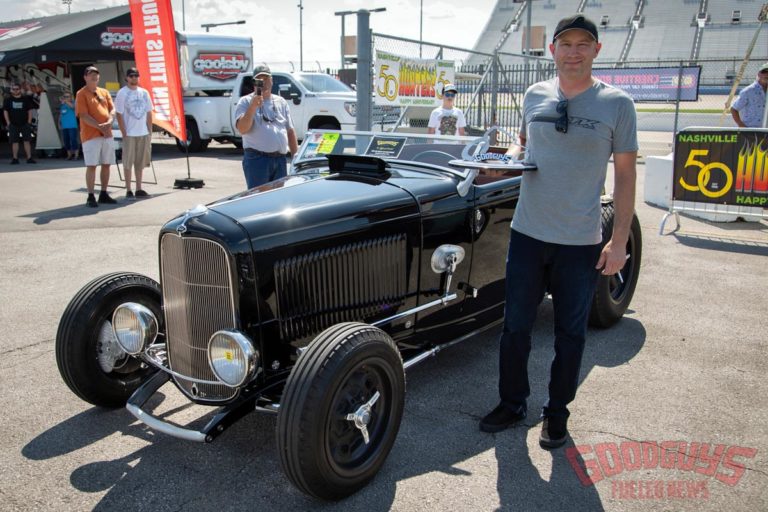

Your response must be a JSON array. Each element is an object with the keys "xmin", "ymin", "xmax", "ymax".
[{"xmin": 0, "ymin": 137, "xmax": 766, "ymax": 511}]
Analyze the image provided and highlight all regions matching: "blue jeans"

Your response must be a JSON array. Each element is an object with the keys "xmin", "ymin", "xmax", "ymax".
[
  {"xmin": 499, "ymin": 229, "xmax": 601, "ymax": 419},
  {"xmin": 61, "ymin": 128, "xmax": 79, "ymax": 151},
  {"xmin": 242, "ymin": 151, "xmax": 287, "ymax": 189}
]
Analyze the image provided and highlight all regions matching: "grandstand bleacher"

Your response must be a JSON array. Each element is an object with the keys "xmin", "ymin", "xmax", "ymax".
[{"xmin": 470, "ymin": 0, "xmax": 768, "ymax": 80}]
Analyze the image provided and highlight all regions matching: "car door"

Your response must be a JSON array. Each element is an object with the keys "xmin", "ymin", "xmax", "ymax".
[
  {"xmin": 462, "ymin": 169, "xmax": 522, "ymax": 327},
  {"xmin": 272, "ymin": 74, "xmax": 305, "ymax": 136}
]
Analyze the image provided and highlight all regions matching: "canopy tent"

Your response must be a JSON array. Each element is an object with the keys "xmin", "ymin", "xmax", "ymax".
[{"xmin": 0, "ymin": 6, "xmax": 132, "ymax": 66}]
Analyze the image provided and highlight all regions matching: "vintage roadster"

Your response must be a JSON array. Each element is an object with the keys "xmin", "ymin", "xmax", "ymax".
[{"xmin": 56, "ymin": 130, "xmax": 641, "ymax": 500}]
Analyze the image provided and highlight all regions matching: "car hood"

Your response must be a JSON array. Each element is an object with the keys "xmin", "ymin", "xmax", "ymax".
[
  {"xmin": 306, "ymin": 91, "xmax": 356, "ymax": 101},
  {"xmin": 208, "ymin": 172, "xmax": 421, "ymax": 250}
]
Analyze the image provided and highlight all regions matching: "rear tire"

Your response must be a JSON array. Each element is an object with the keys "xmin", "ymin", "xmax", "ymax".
[
  {"xmin": 277, "ymin": 323, "xmax": 405, "ymax": 500},
  {"xmin": 56, "ymin": 272, "xmax": 161, "ymax": 407},
  {"xmin": 589, "ymin": 203, "xmax": 642, "ymax": 327}
]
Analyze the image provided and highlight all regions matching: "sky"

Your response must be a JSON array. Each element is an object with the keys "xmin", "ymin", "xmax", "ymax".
[{"xmin": 3, "ymin": 0, "xmax": 498, "ymax": 68}]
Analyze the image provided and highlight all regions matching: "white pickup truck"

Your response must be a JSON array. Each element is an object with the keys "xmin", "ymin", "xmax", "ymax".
[{"xmin": 178, "ymin": 71, "xmax": 359, "ymax": 152}]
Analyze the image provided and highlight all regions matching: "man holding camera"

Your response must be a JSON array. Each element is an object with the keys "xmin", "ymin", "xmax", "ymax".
[{"xmin": 235, "ymin": 64, "xmax": 298, "ymax": 189}]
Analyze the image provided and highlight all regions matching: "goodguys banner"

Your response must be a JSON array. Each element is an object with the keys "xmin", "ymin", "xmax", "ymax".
[
  {"xmin": 593, "ymin": 66, "xmax": 701, "ymax": 102},
  {"xmin": 674, "ymin": 129, "xmax": 768, "ymax": 207},
  {"xmin": 128, "ymin": 0, "xmax": 186, "ymax": 141},
  {"xmin": 374, "ymin": 50, "xmax": 454, "ymax": 107}
]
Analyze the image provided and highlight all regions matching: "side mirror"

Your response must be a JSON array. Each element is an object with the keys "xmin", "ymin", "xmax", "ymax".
[
  {"xmin": 278, "ymin": 84, "xmax": 291, "ymax": 100},
  {"xmin": 431, "ymin": 244, "xmax": 465, "ymax": 274},
  {"xmin": 291, "ymin": 93, "xmax": 301, "ymax": 105}
]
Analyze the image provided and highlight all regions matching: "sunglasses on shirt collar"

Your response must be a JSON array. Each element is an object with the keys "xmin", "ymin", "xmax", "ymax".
[{"xmin": 555, "ymin": 99, "xmax": 569, "ymax": 134}]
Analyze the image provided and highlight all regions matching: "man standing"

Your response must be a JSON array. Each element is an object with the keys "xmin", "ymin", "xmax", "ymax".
[
  {"xmin": 731, "ymin": 63, "xmax": 768, "ymax": 128},
  {"xmin": 479, "ymin": 14, "xmax": 637, "ymax": 449},
  {"xmin": 3, "ymin": 82, "xmax": 36, "ymax": 164},
  {"xmin": 427, "ymin": 83, "xmax": 466, "ymax": 136},
  {"xmin": 235, "ymin": 64, "xmax": 298, "ymax": 189},
  {"xmin": 115, "ymin": 67, "xmax": 154, "ymax": 199},
  {"xmin": 75, "ymin": 66, "xmax": 117, "ymax": 207}
]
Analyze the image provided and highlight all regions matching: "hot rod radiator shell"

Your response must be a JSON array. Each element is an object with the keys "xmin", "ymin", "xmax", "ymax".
[{"xmin": 160, "ymin": 233, "xmax": 238, "ymax": 402}]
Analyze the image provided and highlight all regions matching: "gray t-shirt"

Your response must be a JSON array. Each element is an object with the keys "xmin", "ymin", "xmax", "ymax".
[
  {"xmin": 234, "ymin": 93, "xmax": 294, "ymax": 153},
  {"xmin": 514, "ymin": 78, "xmax": 638, "ymax": 245}
]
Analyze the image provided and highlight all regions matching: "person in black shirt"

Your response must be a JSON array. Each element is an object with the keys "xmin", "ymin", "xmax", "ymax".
[{"xmin": 3, "ymin": 83, "xmax": 36, "ymax": 164}]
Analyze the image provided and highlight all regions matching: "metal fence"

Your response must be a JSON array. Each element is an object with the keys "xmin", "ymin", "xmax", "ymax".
[{"xmin": 369, "ymin": 32, "xmax": 767, "ymax": 147}]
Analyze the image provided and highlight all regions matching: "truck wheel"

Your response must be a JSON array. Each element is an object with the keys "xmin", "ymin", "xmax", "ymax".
[
  {"xmin": 589, "ymin": 203, "xmax": 642, "ymax": 328},
  {"xmin": 175, "ymin": 118, "xmax": 208, "ymax": 153},
  {"xmin": 277, "ymin": 322, "xmax": 405, "ymax": 500},
  {"xmin": 56, "ymin": 272, "xmax": 161, "ymax": 408}
]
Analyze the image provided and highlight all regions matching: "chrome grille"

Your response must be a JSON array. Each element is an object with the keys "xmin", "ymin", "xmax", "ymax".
[
  {"xmin": 161, "ymin": 234, "xmax": 237, "ymax": 401},
  {"xmin": 274, "ymin": 234, "xmax": 407, "ymax": 340}
]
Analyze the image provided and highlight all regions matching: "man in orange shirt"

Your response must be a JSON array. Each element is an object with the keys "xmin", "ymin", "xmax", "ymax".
[{"xmin": 75, "ymin": 66, "xmax": 117, "ymax": 207}]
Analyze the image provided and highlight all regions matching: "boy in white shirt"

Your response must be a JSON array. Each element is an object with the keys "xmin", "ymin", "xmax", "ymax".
[{"xmin": 427, "ymin": 83, "xmax": 466, "ymax": 136}]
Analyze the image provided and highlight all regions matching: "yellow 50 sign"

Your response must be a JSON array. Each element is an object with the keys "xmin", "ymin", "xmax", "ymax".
[
  {"xmin": 679, "ymin": 149, "xmax": 733, "ymax": 198},
  {"xmin": 376, "ymin": 64, "xmax": 398, "ymax": 101}
]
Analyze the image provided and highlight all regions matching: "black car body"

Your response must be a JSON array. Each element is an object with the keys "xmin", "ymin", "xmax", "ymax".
[{"xmin": 56, "ymin": 130, "xmax": 641, "ymax": 500}]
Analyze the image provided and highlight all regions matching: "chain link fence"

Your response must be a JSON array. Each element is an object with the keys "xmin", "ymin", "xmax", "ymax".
[{"xmin": 365, "ymin": 32, "xmax": 766, "ymax": 151}]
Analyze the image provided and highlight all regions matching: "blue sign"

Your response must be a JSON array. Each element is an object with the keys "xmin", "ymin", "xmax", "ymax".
[{"xmin": 592, "ymin": 66, "xmax": 701, "ymax": 102}]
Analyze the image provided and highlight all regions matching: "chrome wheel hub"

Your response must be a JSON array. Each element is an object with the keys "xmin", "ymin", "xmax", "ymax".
[
  {"xmin": 345, "ymin": 391, "xmax": 380, "ymax": 445},
  {"xmin": 97, "ymin": 320, "xmax": 128, "ymax": 372}
]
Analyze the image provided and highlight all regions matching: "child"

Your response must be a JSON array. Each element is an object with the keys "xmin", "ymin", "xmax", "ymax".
[
  {"xmin": 427, "ymin": 83, "xmax": 466, "ymax": 136},
  {"xmin": 59, "ymin": 92, "xmax": 79, "ymax": 160}
]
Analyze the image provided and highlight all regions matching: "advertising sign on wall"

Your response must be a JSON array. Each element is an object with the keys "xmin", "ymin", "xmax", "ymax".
[
  {"xmin": 374, "ymin": 50, "xmax": 454, "ymax": 107},
  {"xmin": 593, "ymin": 66, "xmax": 701, "ymax": 102},
  {"xmin": 674, "ymin": 129, "xmax": 768, "ymax": 207}
]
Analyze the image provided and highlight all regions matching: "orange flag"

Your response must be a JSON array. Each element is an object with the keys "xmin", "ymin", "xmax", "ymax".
[{"xmin": 129, "ymin": 0, "xmax": 186, "ymax": 141}]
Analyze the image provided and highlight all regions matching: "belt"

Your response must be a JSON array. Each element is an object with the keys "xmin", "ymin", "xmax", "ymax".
[{"xmin": 244, "ymin": 148, "xmax": 287, "ymax": 157}]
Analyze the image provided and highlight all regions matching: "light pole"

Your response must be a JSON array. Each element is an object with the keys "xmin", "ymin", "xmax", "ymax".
[
  {"xmin": 201, "ymin": 20, "xmax": 246, "ymax": 32},
  {"xmin": 419, "ymin": 0, "xmax": 423, "ymax": 57},
  {"xmin": 298, "ymin": 0, "xmax": 304, "ymax": 71},
  {"xmin": 334, "ymin": 10, "xmax": 356, "ymax": 69}
]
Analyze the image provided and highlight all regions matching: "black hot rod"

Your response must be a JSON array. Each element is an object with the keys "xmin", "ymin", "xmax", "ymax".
[{"xmin": 56, "ymin": 130, "xmax": 641, "ymax": 500}]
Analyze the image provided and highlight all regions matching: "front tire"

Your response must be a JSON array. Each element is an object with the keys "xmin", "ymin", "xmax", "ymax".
[
  {"xmin": 277, "ymin": 323, "xmax": 405, "ymax": 500},
  {"xmin": 55, "ymin": 272, "xmax": 161, "ymax": 407},
  {"xmin": 589, "ymin": 203, "xmax": 642, "ymax": 327}
]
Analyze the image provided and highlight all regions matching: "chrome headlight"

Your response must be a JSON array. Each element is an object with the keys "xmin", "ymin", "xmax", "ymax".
[
  {"xmin": 344, "ymin": 101, "xmax": 357, "ymax": 117},
  {"xmin": 112, "ymin": 303, "xmax": 158, "ymax": 355},
  {"xmin": 207, "ymin": 330, "xmax": 259, "ymax": 388}
]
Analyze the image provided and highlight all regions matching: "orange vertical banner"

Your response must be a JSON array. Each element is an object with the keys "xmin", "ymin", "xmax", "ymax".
[{"xmin": 129, "ymin": 0, "xmax": 186, "ymax": 141}]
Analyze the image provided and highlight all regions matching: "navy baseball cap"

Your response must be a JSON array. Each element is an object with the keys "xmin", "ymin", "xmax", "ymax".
[{"xmin": 553, "ymin": 14, "xmax": 598, "ymax": 43}]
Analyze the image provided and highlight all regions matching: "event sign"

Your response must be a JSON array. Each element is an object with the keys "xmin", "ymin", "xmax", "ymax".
[
  {"xmin": 593, "ymin": 66, "xmax": 701, "ymax": 102},
  {"xmin": 365, "ymin": 136, "xmax": 406, "ymax": 158},
  {"xmin": 128, "ymin": 0, "xmax": 186, "ymax": 141},
  {"xmin": 374, "ymin": 50, "xmax": 454, "ymax": 107},
  {"xmin": 673, "ymin": 129, "xmax": 768, "ymax": 207}
]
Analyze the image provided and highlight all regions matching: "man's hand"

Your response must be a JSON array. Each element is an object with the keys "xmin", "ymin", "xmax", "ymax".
[
  {"xmin": 596, "ymin": 239, "xmax": 627, "ymax": 276},
  {"xmin": 250, "ymin": 93, "xmax": 264, "ymax": 110}
]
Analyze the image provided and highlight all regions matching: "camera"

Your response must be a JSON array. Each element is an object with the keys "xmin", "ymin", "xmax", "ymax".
[{"xmin": 254, "ymin": 78, "xmax": 264, "ymax": 96}]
